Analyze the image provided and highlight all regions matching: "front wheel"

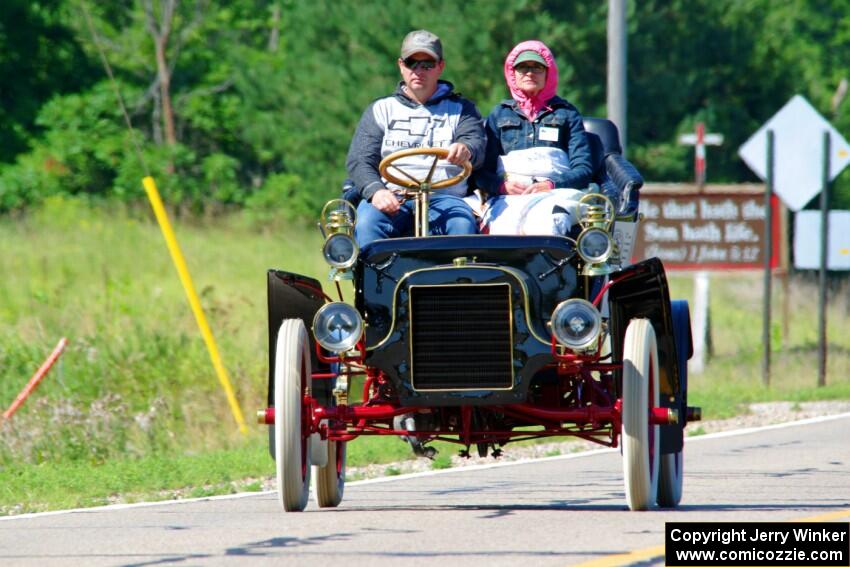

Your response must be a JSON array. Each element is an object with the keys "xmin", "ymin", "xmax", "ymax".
[
  {"xmin": 621, "ymin": 318, "xmax": 660, "ymax": 511},
  {"xmin": 274, "ymin": 319, "xmax": 312, "ymax": 512}
]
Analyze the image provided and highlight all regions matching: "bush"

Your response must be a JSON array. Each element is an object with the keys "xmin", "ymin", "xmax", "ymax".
[{"xmin": 244, "ymin": 172, "xmax": 304, "ymax": 220}]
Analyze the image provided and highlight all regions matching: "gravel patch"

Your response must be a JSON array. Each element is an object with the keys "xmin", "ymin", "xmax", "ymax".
[{"xmin": 687, "ymin": 400, "xmax": 850, "ymax": 434}]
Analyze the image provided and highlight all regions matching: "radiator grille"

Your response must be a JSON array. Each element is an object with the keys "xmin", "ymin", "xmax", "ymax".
[{"xmin": 409, "ymin": 284, "xmax": 513, "ymax": 390}]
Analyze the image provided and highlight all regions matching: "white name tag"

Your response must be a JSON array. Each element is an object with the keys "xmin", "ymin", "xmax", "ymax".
[{"xmin": 539, "ymin": 126, "xmax": 559, "ymax": 142}]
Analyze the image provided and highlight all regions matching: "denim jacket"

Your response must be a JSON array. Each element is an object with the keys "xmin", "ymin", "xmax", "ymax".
[{"xmin": 476, "ymin": 96, "xmax": 593, "ymax": 197}]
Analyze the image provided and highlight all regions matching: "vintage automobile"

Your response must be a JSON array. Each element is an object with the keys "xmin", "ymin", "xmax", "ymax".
[{"xmin": 259, "ymin": 118, "xmax": 700, "ymax": 512}]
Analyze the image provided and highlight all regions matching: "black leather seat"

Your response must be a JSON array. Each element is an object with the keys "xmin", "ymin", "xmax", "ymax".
[
  {"xmin": 341, "ymin": 178, "xmax": 361, "ymax": 208},
  {"xmin": 582, "ymin": 118, "xmax": 644, "ymax": 218}
]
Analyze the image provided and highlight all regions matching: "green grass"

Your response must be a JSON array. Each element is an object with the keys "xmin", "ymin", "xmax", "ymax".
[
  {"xmin": 0, "ymin": 196, "xmax": 328, "ymax": 463},
  {"xmin": 1, "ymin": 198, "xmax": 849, "ymax": 514},
  {"xmin": 0, "ymin": 444, "xmax": 271, "ymax": 515},
  {"xmin": 668, "ymin": 273, "xmax": 850, "ymax": 419}
]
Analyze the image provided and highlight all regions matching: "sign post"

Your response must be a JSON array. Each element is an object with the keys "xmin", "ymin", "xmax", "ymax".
[
  {"xmin": 818, "ymin": 132, "xmax": 830, "ymax": 386},
  {"xmin": 690, "ymin": 270, "xmax": 711, "ymax": 375},
  {"xmin": 762, "ymin": 131, "xmax": 774, "ymax": 386},
  {"xmin": 671, "ymin": 123, "xmax": 724, "ymax": 372},
  {"xmin": 739, "ymin": 95, "xmax": 850, "ymax": 388}
]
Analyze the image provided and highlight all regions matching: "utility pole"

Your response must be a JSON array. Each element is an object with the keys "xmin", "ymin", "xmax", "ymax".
[{"xmin": 607, "ymin": 0, "xmax": 627, "ymax": 152}]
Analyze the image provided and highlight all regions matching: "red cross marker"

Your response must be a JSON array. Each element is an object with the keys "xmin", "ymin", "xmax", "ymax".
[{"xmin": 679, "ymin": 122, "xmax": 724, "ymax": 190}]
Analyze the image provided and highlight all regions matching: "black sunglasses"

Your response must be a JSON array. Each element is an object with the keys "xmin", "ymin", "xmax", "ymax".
[{"xmin": 403, "ymin": 57, "xmax": 438, "ymax": 71}]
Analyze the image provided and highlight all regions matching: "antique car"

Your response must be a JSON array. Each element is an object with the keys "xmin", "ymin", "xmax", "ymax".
[{"xmin": 259, "ymin": 118, "xmax": 700, "ymax": 512}]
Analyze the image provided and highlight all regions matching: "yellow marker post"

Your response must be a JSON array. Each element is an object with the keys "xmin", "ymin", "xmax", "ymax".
[{"xmin": 142, "ymin": 176, "xmax": 248, "ymax": 433}]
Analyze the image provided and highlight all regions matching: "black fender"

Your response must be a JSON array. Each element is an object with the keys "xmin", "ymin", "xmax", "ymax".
[
  {"xmin": 266, "ymin": 269, "xmax": 329, "ymax": 407},
  {"xmin": 608, "ymin": 258, "xmax": 690, "ymax": 454}
]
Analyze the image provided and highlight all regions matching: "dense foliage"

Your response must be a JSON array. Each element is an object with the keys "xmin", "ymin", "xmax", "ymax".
[{"xmin": 1, "ymin": 0, "xmax": 849, "ymax": 216}]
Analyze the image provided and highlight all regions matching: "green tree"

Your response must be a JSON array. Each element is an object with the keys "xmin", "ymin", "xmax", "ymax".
[
  {"xmin": 1, "ymin": 0, "xmax": 849, "ymax": 213},
  {"xmin": 0, "ymin": 0, "xmax": 98, "ymax": 162}
]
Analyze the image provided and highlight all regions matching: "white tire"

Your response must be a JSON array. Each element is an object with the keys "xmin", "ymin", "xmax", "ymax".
[
  {"xmin": 313, "ymin": 440, "xmax": 347, "ymax": 508},
  {"xmin": 658, "ymin": 450, "xmax": 684, "ymax": 507},
  {"xmin": 621, "ymin": 318, "xmax": 660, "ymax": 511},
  {"xmin": 275, "ymin": 319, "xmax": 312, "ymax": 512}
]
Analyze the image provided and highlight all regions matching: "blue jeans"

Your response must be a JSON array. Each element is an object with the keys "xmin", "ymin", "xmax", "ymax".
[{"xmin": 354, "ymin": 193, "xmax": 477, "ymax": 248}]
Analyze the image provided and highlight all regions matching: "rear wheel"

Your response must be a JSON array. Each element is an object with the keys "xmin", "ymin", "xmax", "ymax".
[
  {"xmin": 658, "ymin": 451, "xmax": 683, "ymax": 507},
  {"xmin": 621, "ymin": 318, "xmax": 660, "ymax": 511},
  {"xmin": 274, "ymin": 319, "xmax": 312, "ymax": 512},
  {"xmin": 658, "ymin": 300, "xmax": 691, "ymax": 507},
  {"xmin": 313, "ymin": 440, "xmax": 347, "ymax": 508}
]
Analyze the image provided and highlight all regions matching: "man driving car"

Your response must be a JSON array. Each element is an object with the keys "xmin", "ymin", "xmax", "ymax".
[{"xmin": 346, "ymin": 29, "xmax": 486, "ymax": 247}]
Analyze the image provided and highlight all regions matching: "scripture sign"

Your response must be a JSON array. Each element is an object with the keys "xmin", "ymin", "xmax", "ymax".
[{"xmin": 631, "ymin": 185, "xmax": 781, "ymax": 270}]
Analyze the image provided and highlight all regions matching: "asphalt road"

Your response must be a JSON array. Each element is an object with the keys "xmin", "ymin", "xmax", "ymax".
[{"xmin": 1, "ymin": 414, "xmax": 848, "ymax": 567}]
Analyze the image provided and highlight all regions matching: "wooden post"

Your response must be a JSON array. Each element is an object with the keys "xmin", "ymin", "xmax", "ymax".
[
  {"xmin": 3, "ymin": 338, "xmax": 68, "ymax": 420},
  {"xmin": 690, "ymin": 271, "xmax": 711, "ymax": 374}
]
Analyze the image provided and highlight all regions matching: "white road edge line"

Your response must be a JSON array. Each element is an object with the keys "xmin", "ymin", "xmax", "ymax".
[{"xmin": 3, "ymin": 411, "xmax": 849, "ymax": 522}]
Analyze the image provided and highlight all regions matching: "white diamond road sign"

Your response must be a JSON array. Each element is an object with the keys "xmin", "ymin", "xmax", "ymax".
[
  {"xmin": 793, "ymin": 210, "xmax": 850, "ymax": 270},
  {"xmin": 738, "ymin": 95, "xmax": 850, "ymax": 211}
]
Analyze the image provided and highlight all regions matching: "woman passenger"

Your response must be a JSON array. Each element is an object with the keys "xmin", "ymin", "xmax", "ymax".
[{"xmin": 473, "ymin": 40, "xmax": 594, "ymax": 235}]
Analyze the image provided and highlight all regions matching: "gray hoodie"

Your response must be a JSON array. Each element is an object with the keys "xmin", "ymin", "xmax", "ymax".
[{"xmin": 346, "ymin": 80, "xmax": 485, "ymax": 200}]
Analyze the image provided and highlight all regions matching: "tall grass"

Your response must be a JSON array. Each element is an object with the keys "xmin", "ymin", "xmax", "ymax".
[
  {"xmin": 668, "ymin": 272, "xmax": 850, "ymax": 417},
  {"xmin": 0, "ymin": 196, "xmax": 327, "ymax": 466}
]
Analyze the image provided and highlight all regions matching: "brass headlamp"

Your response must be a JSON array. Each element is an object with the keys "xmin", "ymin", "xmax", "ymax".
[
  {"xmin": 576, "ymin": 193, "xmax": 617, "ymax": 276},
  {"xmin": 319, "ymin": 199, "xmax": 358, "ymax": 280}
]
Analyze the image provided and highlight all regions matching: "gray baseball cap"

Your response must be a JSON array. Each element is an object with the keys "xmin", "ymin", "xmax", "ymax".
[{"xmin": 400, "ymin": 30, "xmax": 443, "ymax": 61}]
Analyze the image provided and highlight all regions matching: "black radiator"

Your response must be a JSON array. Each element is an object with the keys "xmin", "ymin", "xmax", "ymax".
[{"xmin": 409, "ymin": 284, "xmax": 514, "ymax": 390}]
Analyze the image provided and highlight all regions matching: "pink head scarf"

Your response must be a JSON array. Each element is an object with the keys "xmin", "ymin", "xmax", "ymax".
[{"xmin": 504, "ymin": 40, "xmax": 559, "ymax": 121}]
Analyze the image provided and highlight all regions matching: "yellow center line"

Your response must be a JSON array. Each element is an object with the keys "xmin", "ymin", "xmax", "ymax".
[
  {"xmin": 573, "ymin": 544, "xmax": 665, "ymax": 567},
  {"xmin": 798, "ymin": 509, "xmax": 850, "ymax": 523},
  {"xmin": 569, "ymin": 508, "xmax": 850, "ymax": 567}
]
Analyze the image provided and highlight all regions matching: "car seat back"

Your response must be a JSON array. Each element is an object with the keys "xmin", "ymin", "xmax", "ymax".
[{"xmin": 582, "ymin": 118, "xmax": 643, "ymax": 217}]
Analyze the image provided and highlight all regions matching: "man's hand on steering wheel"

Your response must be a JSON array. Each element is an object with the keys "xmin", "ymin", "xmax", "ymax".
[
  {"xmin": 444, "ymin": 142, "xmax": 471, "ymax": 165},
  {"xmin": 371, "ymin": 188, "xmax": 402, "ymax": 214}
]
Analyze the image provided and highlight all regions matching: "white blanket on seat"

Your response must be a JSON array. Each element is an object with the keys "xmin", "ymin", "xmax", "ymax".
[
  {"xmin": 497, "ymin": 147, "xmax": 572, "ymax": 186},
  {"xmin": 471, "ymin": 189, "xmax": 585, "ymax": 235}
]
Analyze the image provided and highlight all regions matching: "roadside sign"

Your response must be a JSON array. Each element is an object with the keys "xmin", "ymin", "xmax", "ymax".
[
  {"xmin": 793, "ymin": 210, "xmax": 850, "ymax": 270},
  {"xmin": 738, "ymin": 95, "xmax": 850, "ymax": 211},
  {"xmin": 632, "ymin": 185, "xmax": 781, "ymax": 270}
]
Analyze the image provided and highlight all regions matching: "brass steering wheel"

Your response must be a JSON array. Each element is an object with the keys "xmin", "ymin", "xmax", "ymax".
[{"xmin": 378, "ymin": 147, "xmax": 472, "ymax": 194}]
